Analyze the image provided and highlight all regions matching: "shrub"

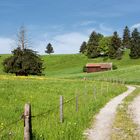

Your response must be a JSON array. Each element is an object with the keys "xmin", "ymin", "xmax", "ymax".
[
  {"xmin": 3, "ymin": 47, "xmax": 44, "ymax": 76},
  {"xmin": 83, "ymin": 66, "xmax": 87, "ymax": 72},
  {"xmin": 112, "ymin": 64, "xmax": 118, "ymax": 70}
]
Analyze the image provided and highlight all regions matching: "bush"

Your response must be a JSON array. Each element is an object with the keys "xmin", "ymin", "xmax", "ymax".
[
  {"xmin": 112, "ymin": 64, "xmax": 118, "ymax": 70},
  {"xmin": 3, "ymin": 47, "xmax": 44, "ymax": 76},
  {"xmin": 83, "ymin": 66, "xmax": 87, "ymax": 72}
]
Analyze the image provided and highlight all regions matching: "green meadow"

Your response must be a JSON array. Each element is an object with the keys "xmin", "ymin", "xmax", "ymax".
[
  {"xmin": 0, "ymin": 76, "xmax": 125, "ymax": 140},
  {"xmin": 0, "ymin": 49, "xmax": 139, "ymax": 139}
]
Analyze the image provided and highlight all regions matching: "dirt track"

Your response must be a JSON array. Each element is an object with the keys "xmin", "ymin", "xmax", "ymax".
[{"xmin": 85, "ymin": 86, "xmax": 136, "ymax": 140}]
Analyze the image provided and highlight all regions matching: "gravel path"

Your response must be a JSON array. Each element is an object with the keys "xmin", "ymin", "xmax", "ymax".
[
  {"xmin": 129, "ymin": 95, "xmax": 140, "ymax": 129},
  {"xmin": 85, "ymin": 86, "xmax": 136, "ymax": 140}
]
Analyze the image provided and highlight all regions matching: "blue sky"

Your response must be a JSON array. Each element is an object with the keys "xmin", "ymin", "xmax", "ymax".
[{"xmin": 0, "ymin": 0, "xmax": 140, "ymax": 54}]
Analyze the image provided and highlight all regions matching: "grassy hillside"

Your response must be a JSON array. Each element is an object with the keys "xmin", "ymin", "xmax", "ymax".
[
  {"xmin": 0, "ymin": 50, "xmax": 139, "ymax": 139},
  {"xmin": 42, "ymin": 50, "xmax": 140, "ymax": 77},
  {"xmin": 0, "ymin": 50, "xmax": 140, "ymax": 80}
]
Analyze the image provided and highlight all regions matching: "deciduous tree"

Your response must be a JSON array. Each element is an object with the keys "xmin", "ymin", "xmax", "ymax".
[{"xmin": 98, "ymin": 36, "xmax": 112, "ymax": 56}]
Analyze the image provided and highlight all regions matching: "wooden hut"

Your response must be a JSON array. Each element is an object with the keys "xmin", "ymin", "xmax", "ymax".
[{"xmin": 85, "ymin": 63, "xmax": 112, "ymax": 73}]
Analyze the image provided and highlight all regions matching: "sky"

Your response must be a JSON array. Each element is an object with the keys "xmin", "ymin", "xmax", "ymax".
[{"xmin": 0, "ymin": 0, "xmax": 140, "ymax": 54}]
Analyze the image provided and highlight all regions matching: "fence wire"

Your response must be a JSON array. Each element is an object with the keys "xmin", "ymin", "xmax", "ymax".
[
  {"xmin": 0, "ymin": 117, "xmax": 22, "ymax": 133},
  {"xmin": 31, "ymin": 93, "xmax": 85, "ymax": 118},
  {"xmin": 0, "ymin": 80, "xmax": 120, "ymax": 134}
]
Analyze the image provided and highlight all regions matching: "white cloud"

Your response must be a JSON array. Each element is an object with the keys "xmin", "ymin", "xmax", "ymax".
[
  {"xmin": 86, "ymin": 24, "xmax": 113, "ymax": 36},
  {"xmin": 0, "ymin": 24, "xmax": 114, "ymax": 54},
  {"xmin": 0, "ymin": 37, "xmax": 15, "ymax": 54},
  {"xmin": 99, "ymin": 24, "xmax": 113, "ymax": 33},
  {"xmin": 79, "ymin": 21, "xmax": 96, "ymax": 26},
  {"xmin": 35, "ymin": 32, "xmax": 89, "ymax": 54},
  {"xmin": 34, "ymin": 24, "xmax": 114, "ymax": 54},
  {"xmin": 131, "ymin": 23, "xmax": 140, "ymax": 30}
]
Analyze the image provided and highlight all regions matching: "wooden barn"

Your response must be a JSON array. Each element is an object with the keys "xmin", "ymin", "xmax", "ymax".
[{"xmin": 85, "ymin": 63, "xmax": 112, "ymax": 73}]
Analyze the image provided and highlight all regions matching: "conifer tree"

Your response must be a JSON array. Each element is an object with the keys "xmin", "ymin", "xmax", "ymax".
[
  {"xmin": 129, "ymin": 28, "xmax": 140, "ymax": 58},
  {"xmin": 79, "ymin": 41, "xmax": 87, "ymax": 54},
  {"xmin": 45, "ymin": 43, "xmax": 54, "ymax": 54},
  {"xmin": 122, "ymin": 26, "xmax": 131, "ymax": 48},
  {"xmin": 109, "ymin": 31, "xmax": 122, "ymax": 59},
  {"xmin": 3, "ymin": 27, "xmax": 43, "ymax": 76},
  {"xmin": 86, "ymin": 31, "xmax": 102, "ymax": 58}
]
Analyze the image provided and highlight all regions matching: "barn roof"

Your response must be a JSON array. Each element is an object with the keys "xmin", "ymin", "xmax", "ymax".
[
  {"xmin": 86, "ymin": 64, "xmax": 100, "ymax": 67},
  {"xmin": 86, "ymin": 63, "xmax": 112, "ymax": 68}
]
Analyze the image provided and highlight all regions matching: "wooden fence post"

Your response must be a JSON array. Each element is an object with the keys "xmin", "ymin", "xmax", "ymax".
[
  {"xmin": 24, "ymin": 103, "xmax": 32, "ymax": 140},
  {"xmin": 76, "ymin": 95, "xmax": 78, "ymax": 112},
  {"xmin": 60, "ymin": 96, "xmax": 63, "ymax": 123}
]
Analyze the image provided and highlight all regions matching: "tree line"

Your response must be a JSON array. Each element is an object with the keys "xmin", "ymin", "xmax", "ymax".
[
  {"xmin": 2, "ymin": 26, "xmax": 140, "ymax": 76},
  {"xmin": 80, "ymin": 26, "xmax": 140, "ymax": 59}
]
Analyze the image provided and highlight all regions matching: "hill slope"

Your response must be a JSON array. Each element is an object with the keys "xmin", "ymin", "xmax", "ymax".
[{"xmin": 0, "ymin": 50, "xmax": 140, "ymax": 83}]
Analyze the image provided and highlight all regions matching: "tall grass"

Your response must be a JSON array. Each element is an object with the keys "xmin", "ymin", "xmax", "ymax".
[{"xmin": 0, "ymin": 76, "xmax": 126, "ymax": 139}]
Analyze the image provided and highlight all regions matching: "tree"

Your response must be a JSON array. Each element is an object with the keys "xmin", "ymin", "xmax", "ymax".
[
  {"xmin": 79, "ymin": 41, "xmax": 87, "ymax": 54},
  {"xmin": 17, "ymin": 26, "xmax": 27, "ymax": 50},
  {"xmin": 129, "ymin": 28, "xmax": 140, "ymax": 58},
  {"xmin": 98, "ymin": 36, "xmax": 112, "ymax": 56},
  {"xmin": 109, "ymin": 31, "xmax": 122, "ymax": 59},
  {"xmin": 3, "ymin": 26, "xmax": 43, "ymax": 76},
  {"xmin": 86, "ymin": 31, "xmax": 103, "ymax": 58},
  {"xmin": 45, "ymin": 43, "xmax": 54, "ymax": 54},
  {"xmin": 122, "ymin": 26, "xmax": 131, "ymax": 48}
]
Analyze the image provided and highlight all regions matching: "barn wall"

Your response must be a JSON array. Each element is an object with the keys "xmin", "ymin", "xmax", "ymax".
[
  {"xmin": 86, "ymin": 67, "xmax": 111, "ymax": 73},
  {"xmin": 87, "ymin": 67, "xmax": 101, "ymax": 73}
]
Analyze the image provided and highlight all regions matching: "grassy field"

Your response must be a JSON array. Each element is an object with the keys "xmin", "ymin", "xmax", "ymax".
[
  {"xmin": 0, "ymin": 49, "xmax": 139, "ymax": 139},
  {"xmin": 0, "ymin": 75, "xmax": 126, "ymax": 140},
  {"xmin": 0, "ymin": 50, "xmax": 140, "ymax": 84}
]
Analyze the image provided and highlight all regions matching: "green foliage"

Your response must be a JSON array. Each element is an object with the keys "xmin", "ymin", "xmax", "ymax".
[
  {"xmin": 112, "ymin": 64, "xmax": 118, "ymax": 70},
  {"xmin": 83, "ymin": 65, "xmax": 87, "ymax": 72},
  {"xmin": 122, "ymin": 26, "xmax": 131, "ymax": 48},
  {"xmin": 3, "ymin": 47, "xmax": 43, "ymax": 76},
  {"xmin": 129, "ymin": 28, "xmax": 140, "ymax": 59},
  {"xmin": 86, "ymin": 31, "xmax": 103, "ymax": 58},
  {"xmin": 109, "ymin": 31, "xmax": 122, "ymax": 59},
  {"xmin": 79, "ymin": 41, "xmax": 87, "ymax": 54},
  {"xmin": 98, "ymin": 36, "xmax": 112, "ymax": 56},
  {"xmin": 45, "ymin": 43, "xmax": 54, "ymax": 54}
]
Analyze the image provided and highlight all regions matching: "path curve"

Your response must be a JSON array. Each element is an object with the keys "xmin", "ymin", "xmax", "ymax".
[{"xmin": 85, "ymin": 86, "xmax": 136, "ymax": 140}]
